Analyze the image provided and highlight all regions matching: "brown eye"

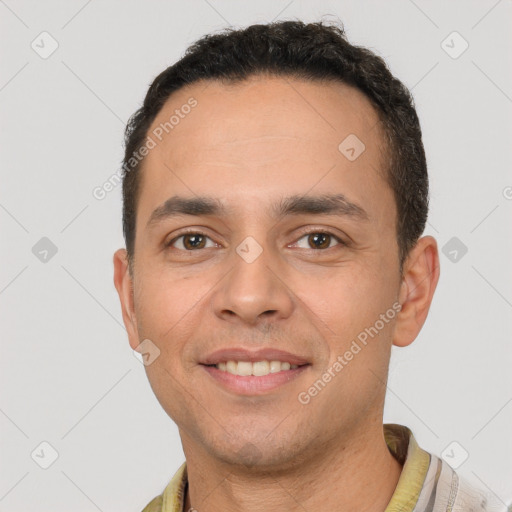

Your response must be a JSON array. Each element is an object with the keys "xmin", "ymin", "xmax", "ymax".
[
  {"xmin": 182, "ymin": 234, "xmax": 206, "ymax": 250},
  {"xmin": 168, "ymin": 233, "xmax": 215, "ymax": 250},
  {"xmin": 294, "ymin": 232, "xmax": 343, "ymax": 250},
  {"xmin": 308, "ymin": 233, "xmax": 331, "ymax": 249}
]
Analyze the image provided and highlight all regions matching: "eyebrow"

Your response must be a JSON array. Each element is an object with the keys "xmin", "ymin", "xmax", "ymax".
[{"xmin": 146, "ymin": 193, "xmax": 369, "ymax": 229}]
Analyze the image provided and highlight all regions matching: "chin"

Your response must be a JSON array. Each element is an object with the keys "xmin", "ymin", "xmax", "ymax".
[{"xmin": 207, "ymin": 433, "xmax": 311, "ymax": 474}]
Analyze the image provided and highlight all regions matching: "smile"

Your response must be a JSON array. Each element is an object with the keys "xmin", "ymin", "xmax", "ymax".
[
  {"xmin": 213, "ymin": 360, "xmax": 300, "ymax": 376},
  {"xmin": 201, "ymin": 362, "xmax": 310, "ymax": 395}
]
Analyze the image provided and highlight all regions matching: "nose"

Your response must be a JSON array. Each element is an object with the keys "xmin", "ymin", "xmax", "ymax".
[{"xmin": 210, "ymin": 241, "xmax": 295, "ymax": 327}]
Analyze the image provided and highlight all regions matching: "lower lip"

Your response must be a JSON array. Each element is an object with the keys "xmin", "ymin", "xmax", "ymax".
[{"xmin": 201, "ymin": 364, "xmax": 310, "ymax": 395}]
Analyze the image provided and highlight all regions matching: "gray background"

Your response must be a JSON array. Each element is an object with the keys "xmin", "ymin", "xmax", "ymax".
[{"xmin": 1, "ymin": 0, "xmax": 511, "ymax": 510}]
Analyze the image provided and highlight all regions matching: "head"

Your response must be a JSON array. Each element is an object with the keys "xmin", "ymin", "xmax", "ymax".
[{"xmin": 114, "ymin": 20, "xmax": 439, "ymax": 470}]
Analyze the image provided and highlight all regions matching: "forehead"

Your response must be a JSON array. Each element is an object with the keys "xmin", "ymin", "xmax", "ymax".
[
  {"xmin": 136, "ymin": 75, "xmax": 392, "ymax": 227},
  {"xmin": 150, "ymin": 75, "xmax": 383, "ymax": 159}
]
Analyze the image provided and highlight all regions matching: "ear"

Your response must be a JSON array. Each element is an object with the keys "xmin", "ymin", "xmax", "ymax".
[
  {"xmin": 393, "ymin": 236, "xmax": 440, "ymax": 347},
  {"xmin": 113, "ymin": 248, "xmax": 140, "ymax": 350}
]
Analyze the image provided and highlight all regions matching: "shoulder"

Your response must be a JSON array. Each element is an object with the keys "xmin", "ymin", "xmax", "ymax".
[
  {"xmin": 447, "ymin": 469, "xmax": 507, "ymax": 512},
  {"xmin": 419, "ymin": 455, "xmax": 507, "ymax": 512},
  {"xmin": 141, "ymin": 493, "xmax": 163, "ymax": 512},
  {"xmin": 140, "ymin": 463, "xmax": 188, "ymax": 512}
]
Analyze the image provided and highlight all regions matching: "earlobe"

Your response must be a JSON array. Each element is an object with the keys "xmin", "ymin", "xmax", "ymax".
[
  {"xmin": 113, "ymin": 248, "xmax": 139, "ymax": 350},
  {"xmin": 392, "ymin": 236, "xmax": 440, "ymax": 348}
]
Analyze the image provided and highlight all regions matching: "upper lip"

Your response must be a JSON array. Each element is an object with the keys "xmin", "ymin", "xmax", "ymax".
[{"xmin": 200, "ymin": 348, "xmax": 310, "ymax": 366}]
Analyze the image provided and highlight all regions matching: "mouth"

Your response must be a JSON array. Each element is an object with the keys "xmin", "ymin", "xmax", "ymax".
[
  {"xmin": 204, "ymin": 360, "xmax": 303, "ymax": 376},
  {"xmin": 199, "ymin": 348, "xmax": 311, "ymax": 395}
]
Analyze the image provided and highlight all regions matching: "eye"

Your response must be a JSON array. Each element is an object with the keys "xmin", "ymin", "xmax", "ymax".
[
  {"xmin": 167, "ymin": 232, "xmax": 217, "ymax": 251},
  {"xmin": 293, "ymin": 231, "xmax": 345, "ymax": 250},
  {"xmin": 165, "ymin": 230, "xmax": 346, "ymax": 252}
]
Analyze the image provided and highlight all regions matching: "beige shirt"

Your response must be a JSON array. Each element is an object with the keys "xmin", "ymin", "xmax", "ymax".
[{"xmin": 141, "ymin": 423, "xmax": 507, "ymax": 512}]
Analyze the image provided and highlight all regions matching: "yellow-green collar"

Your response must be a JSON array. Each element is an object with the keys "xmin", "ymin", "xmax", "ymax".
[{"xmin": 143, "ymin": 423, "xmax": 430, "ymax": 512}]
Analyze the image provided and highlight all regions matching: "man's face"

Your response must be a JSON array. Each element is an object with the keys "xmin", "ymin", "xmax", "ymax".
[{"xmin": 119, "ymin": 76, "xmax": 403, "ymax": 468}]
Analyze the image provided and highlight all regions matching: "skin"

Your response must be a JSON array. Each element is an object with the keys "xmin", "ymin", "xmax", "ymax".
[{"xmin": 114, "ymin": 75, "xmax": 440, "ymax": 512}]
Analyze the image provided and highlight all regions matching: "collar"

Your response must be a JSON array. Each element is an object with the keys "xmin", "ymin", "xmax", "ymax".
[{"xmin": 148, "ymin": 423, "xmax": 430, "ymax": 512}]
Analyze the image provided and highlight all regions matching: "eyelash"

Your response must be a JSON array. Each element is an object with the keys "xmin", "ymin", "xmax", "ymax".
[{"xmin": 165, "ymin": 229, "xmax": 347, "ymax": 252}]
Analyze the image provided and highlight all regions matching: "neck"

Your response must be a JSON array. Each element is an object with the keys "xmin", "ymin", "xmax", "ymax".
[{"xmin": 182, "ymin": 422, "xmax": 403, "ymax": 512}]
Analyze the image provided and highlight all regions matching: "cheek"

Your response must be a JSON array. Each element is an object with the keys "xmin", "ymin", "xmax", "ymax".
[
  {"xmin": 135, "ymin": 268, "xmax": 197, "ymax": 334},
  {"xmin": 134, "ymin": 267, "xmax": 218, "ymax": 370},
  {"xmin": 134, "ymin": 272, "xmax": 201, "ymax": 411},
  {"xmin": 309, "ymin": 266, "xmax": 396, "ymax": 337},
  {"xmin": 309, "ymin": 272, "xmax": 396, "ymax": 411}
]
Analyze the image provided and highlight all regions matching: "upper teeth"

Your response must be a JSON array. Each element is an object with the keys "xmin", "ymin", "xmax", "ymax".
[{"xmin": 216, "ymin": 360, "xmax": 299, "ymax": 376}]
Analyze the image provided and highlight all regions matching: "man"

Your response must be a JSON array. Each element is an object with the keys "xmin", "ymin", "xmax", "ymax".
[{"xmin": 113, "ymin": 20, "xmax": 504, "ymax": 512}]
